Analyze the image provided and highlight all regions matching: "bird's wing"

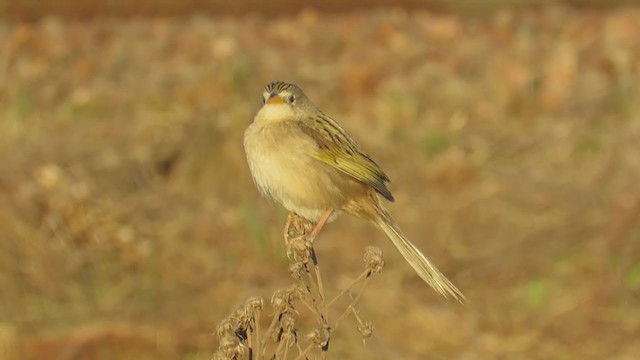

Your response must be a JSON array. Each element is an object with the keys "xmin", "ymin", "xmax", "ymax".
[{"xmin": 297, "ymin": 114, "xmax": 395, "ymax": 202}]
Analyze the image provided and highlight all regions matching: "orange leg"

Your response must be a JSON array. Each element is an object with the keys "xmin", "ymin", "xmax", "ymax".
[
  {"xmin": 310, "ymin": 208, "xmax": 334, "ymax": 240},
  {"xmin": 308, "ymin": 208, "xmax": 333, "ymax": 265}
]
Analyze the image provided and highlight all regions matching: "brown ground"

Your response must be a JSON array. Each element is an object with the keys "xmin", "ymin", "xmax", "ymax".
[
  {"xmin": 1, "ymin": 4, "xmax": 639, "ymax": 360},
  {"xmin": 3, "ymin": 0, "xmax": 639, "ymax": 20}
]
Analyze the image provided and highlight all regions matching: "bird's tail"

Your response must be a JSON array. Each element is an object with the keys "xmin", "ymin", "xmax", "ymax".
[{"xmin": 373, "ymin": 204, "xmax": 466, "ymax": 302}]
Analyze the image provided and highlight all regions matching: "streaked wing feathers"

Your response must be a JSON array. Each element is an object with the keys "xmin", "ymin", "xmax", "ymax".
[{"xmin": 297, "ymin": 114, "xmax": 395, "ymax": 202}]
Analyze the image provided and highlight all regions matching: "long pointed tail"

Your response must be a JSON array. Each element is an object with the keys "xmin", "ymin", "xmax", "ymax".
[{"xmin": 374, "ymin": 206, "xmax": 466, "ymax": 302}]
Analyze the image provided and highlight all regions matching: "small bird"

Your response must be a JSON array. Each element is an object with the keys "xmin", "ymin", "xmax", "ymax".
[{"xmin": 244, "ymin": 81, "xmax": 464, "ymax": 301}]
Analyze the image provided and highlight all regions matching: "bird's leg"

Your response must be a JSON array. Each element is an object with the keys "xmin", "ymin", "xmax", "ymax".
[
  {"xmin": 283, "ymin": 210, "xmax": 331, "ymax": 262},
  {"xmin": 309, "ymin": 208, "xmax": 333, "ymax": 241}
]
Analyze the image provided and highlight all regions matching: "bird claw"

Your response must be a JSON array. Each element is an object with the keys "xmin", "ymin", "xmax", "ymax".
[{"xmin": 284, "ymin": 213, "xmax": 316, "ymax": 262}]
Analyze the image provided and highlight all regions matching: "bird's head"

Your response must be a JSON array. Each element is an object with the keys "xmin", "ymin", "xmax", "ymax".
[
  {"xmin": 252, "ymin": 81, "xmax": 322, "ymax": 126},
  {"xmin": 255, "ymin": 81, "xmax": 318, "ymax": 121},
  {"xmin": 262, "ymin": 81, "xmax": 307, "ymax": 105}
]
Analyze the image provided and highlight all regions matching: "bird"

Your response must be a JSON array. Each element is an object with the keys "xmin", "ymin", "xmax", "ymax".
[{"xmin": 243, "ymin": 81, "xmax": 465, "ymax": 301}]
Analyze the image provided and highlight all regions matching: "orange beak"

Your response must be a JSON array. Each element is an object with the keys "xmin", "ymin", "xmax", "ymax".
[{"xmin": 266, "ymin": 94, "xmax": 285, "ymax": 105}]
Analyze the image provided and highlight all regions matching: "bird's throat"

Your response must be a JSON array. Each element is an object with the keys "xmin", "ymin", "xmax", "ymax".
[{"xmin": 255, "ymin": 104, "xmax": 295, "ymax": 125}]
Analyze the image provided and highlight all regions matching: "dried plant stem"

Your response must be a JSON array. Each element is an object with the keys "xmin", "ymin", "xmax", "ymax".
[
  {"xmin": 304, "ymin": 268, "xmax": 324, "ymax": 315},
  {"xmin": 283, "ymin": 341, "xmax": 290, "ymax": 359},
  {"xmin": 293, "ymin": 343, "xmax": 315, "ymax": 360},
  {"xmin": 247, "ymin": 328, "xmax": 254, "ymax": 360},
  {"xmin": 348, "ymin": 295, "xmax": 363, "ymax": 324},
  {"xmin": 275, "ymin": 336, "xmax": 286, "ymax": 358},
  {"xmin": 313, "ymin": 262, "xmax": 326, "ymax": 303},
  {"xmin": 327, "ymin": 270, "xmax": 368, "ymax": 307},
  {"xmin": 253, "ymin": 317, "xmax": 261, "ymax": 360},
  {"xmin": 260, "ymin": 312, "xmax": 281, "ymax": 358},
  {"xmin": 305, "ymin": 263, "xmax": 328, "ymax": 327},
  {"xmin": 332, "ymin": 275, "xmax": 372, "ymax": 329},
  {"xmin": 294, "ymin": 341, "xmax": 305, "ymax": 356},
  {"xmin": 214, "ymin": 212, "xmax": 384, "ymax": 359}
]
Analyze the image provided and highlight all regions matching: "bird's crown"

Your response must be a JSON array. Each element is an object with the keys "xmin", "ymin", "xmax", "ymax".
[{"xmin": 264, "ymin": 81, "xmax": 305, "ymax": 96}]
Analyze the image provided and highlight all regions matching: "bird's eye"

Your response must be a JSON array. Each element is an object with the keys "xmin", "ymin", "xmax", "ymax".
[{"xmin": 287, "ymin": 95, "xmax": 295, "ymax": 104}]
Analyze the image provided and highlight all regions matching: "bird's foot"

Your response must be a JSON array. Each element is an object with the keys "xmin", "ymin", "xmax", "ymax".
[{"xmin": 284, "ymin": 213, "xmax": 315, "ymax": 262}]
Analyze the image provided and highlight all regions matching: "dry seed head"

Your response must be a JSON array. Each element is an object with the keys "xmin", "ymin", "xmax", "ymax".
[
  {"xmin": 217, "ymin": 333, "xmax": 245, "ymax": 358},
  {"xmin": 271, "ymin": 288, "xmax": 292, "ymax": 314},
  {"xmin": 211, "ymin": 349, "xmax": 237, "ymax": 360},
  {"xmin": 215, "ymin": 317, "xmax": 236, "ymax": 339},
  {"xmin": 285, "ymin": 283, "xmax": 305, "ymax": 302},
  {"xmin": 270, "ymin": 311, "xmax": 298, "ymax": 342},
  {"xmin": 357, "ymin": 321, "xmax": 374, "ymax": 339},
  {"xmin": 288, "ymin": 261, "xmax": 306, "ymax": 280},
  {"xmin": 244, "ymin": 296, "xmax": 264, "ymax": 318},
  {"xmin": 280, "ymin": 330, "xmax": 296, "ymax": 345},
  {"xmin": 270, "ymin": 328, "xmax": 280, "ymax": 342},
  {"xmin": 289, "ymin": 212, "xmax": 314, "ymax": 235},
  {"xmin": 234, "ymin": 305, "xmax": 252, "ymax": 330},
  {"xmin": 211, "ymin": 350, "xmax": 225, "ymax": 360},
  {"xmin": 287, "ymin": 235, "xmax": 313, "ymax": 262},
  {"xmin": 307, "ymin": 327, "xmax": 330, "ymax": 348},
  {"xmin": 364, "ymin": 246, "xmax": 385, "ymax": 274},
  {"xmin": 272, "ymin": 284, "xmax": 305, "ymax": 314},
  {"xmin": 280, "ymin": 311, "xmax": 297, "ymax": 333}
]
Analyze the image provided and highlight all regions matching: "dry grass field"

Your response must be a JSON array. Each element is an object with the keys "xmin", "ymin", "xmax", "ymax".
[{"xmin": 1, "ymin": 3, "xmax": 640, "ymax": 359}]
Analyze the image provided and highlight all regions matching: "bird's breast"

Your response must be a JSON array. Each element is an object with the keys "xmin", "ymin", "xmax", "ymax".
[{"xmin": 243, "ymin": 121, "xmax": 349, "ymax": 222}]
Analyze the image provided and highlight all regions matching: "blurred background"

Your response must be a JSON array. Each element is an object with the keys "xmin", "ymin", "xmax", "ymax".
[{"xmin": 1, "ymin": 0, "xmax": 639, "ymax": 359}]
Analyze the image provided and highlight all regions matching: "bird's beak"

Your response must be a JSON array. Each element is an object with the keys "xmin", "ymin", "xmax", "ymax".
[{"xmin": 266, "ymin": 94, "xmax": 284, "ymax": 105}]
